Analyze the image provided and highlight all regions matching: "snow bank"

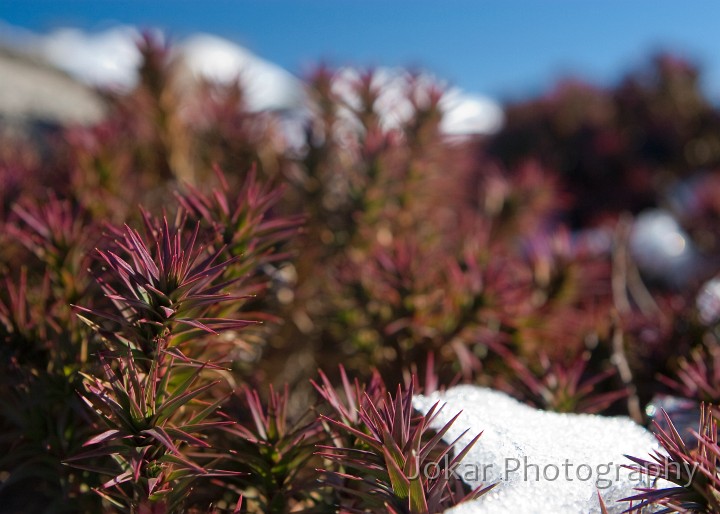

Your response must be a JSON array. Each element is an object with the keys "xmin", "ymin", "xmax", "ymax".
[{"xmin": 413, "ymin": 386, "xmax": 661, "ymax": 514}]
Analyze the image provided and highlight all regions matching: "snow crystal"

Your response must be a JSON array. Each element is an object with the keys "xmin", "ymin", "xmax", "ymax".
[{"xmin": 412, "ymin": 386, "xmax": 662, "ymax": 514}]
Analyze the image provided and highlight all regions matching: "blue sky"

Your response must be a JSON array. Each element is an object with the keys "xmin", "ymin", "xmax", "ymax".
[{"xmin": 3, "ymin": 1, "xmax": 720, "ymax": 101}]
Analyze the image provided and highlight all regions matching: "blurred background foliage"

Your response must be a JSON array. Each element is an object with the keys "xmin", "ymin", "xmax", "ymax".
[{"xmin": 3, "ymin": 35, "xmax": 720, "ymax": 512}]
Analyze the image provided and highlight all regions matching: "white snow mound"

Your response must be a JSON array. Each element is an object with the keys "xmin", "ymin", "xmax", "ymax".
[
  {"xmin": 180, "ymin": 34, "xmax": 306, "ymax": 112},
  {"xmin": 39, "ymin": 26, "xmax": 142, "ymax": 90},
  {"xmin": 412, "ymin": 386, "xmax": 662, "ymax": 514},
  {"xmin": 330, "ymin": 67, "xmax": 503, "ymax": 136}
]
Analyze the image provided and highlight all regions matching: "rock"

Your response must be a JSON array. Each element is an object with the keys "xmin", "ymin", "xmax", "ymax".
[
  {"xmin": 3, "ymin": 23, "xmax": 304, "ymax": 113},
  {"xmin": 630, "ymin": 209, "xmax": 703, "ymax": 288},
  {"xmin": 0, "ymin": 47, "xmax": 105, "ymax": 129},
  {"xmin": 645, "ymin": 394, "xmax": 701, "ymax": 446},
  {"xmin": 697, "ymin": 276, "xmax": 720, "ymax": 325},
  {"xmin": 412, "ymin": 386, "xmax": 661, "ymax": 514}
]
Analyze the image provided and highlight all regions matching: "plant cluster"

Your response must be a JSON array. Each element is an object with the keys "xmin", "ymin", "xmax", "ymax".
[{"xmin": 3, "ymin": 35, "xmax": 720, "ymax": 512}]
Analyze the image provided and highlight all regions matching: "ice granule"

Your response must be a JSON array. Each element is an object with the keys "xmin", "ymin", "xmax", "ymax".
[{"xmin": 412, "ymin": 386, "xmax": 662, "ymax": 514}]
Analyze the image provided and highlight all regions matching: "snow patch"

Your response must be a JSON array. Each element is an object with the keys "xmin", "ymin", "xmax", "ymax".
[
  {"xmin": 412, "ymin": 386, "xmax": 661, "ymax": 514},
  {"xmin": 179, "ymin": 34, "xmax": 305, "ymax": 112},
  {"xmin": 39, "ymin": 26, "xmax": 142, "ymax": 90}
]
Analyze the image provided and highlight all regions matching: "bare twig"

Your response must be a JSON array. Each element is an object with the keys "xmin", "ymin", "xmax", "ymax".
[
  {"xmin": 627, "ymin": 257, "xmax": 660, "ymax": 316},
  {"xmin": 610, "ymin": 316, "xmax": 643, "ymax": 423},
  {"xmin": 611, "ymin": 215, "xmax": 632, "ymax": 314},
  {"xmin": 611, "ymin": 216, "xmax": 643, "ymax": 423}
]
